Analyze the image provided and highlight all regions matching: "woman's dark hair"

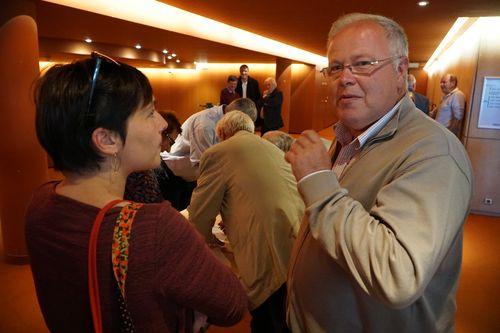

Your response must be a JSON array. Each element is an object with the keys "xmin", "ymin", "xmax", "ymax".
[{"xmin": 34, "ymin": 57, "xmax": 153, "ymax": 174}]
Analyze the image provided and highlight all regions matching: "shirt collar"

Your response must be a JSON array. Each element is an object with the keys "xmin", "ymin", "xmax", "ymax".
[
  {"xmin": 444, "ymin": 87, "xmax": 458, "ymax": 97},
  {"xmin": 333, "ymin": 95, "xmax": 405, "ymax": 149}
]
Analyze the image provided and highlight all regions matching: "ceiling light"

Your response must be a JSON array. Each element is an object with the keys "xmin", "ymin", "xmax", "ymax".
[
  {"xmin": 47, "ymin": 0, "xmax": 327, "ymax": 66},
  {"xmin": 193, "ymin": 61, "xmax": 197, "ymax": 64},
  {"xmin": 423, "ymin": 17, "xmax": 468, "ymax": 72},
  {"xmin": 84, "ymin": 38, "xmax": 92, "ymax": 43},
  {"xmin": 176, "ymin": 59, "xmax": 180, "ymax": 63},
  {"xmin": 171, "ymin": 53, "xmax": 176, "ymax": 58},
  {"xmin": 135, "ymin": 44, "xmax": 142, "ymax": 49},
  {"xmin": 195, "ymin": 62, "xmax": 209, "ymax": 70},
  {"xmin": 167, "ymin": 55, "xmax": 172, "ymax": 60},
  {"xmin": 418, "ymin": 1, "xmax": 429, "ymax": 7},
  {"xmin": 162, "ymin": 49, "xmax": 168, "ymax": 54}
]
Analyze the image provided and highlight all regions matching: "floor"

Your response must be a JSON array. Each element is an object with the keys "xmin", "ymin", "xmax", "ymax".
[
  {"xmin": 0, "ymin": 128, "xmax": 499, "ymax": 332},
  {"xmin": 0, "ymin": 214, "xmax": 498, "ymax": 332}
]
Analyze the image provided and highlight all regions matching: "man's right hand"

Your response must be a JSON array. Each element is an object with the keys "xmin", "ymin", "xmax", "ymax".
[{"xmin": 285, "ymin": 130, "xmax": 332, "ymax": 182}]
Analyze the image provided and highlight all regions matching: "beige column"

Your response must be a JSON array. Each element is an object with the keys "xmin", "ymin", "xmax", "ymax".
[{"xmin": 0, "ymin": 1, "xmax": 48, "ymax": 263}]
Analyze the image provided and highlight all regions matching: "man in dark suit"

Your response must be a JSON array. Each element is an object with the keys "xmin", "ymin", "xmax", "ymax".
[
  {"xmin": 259, "ymin": 77, "xmax": 283, "ymax": 135},
  {"xmin": 236, "ymin": 65, "xmax": 261, "ymax": 124},
  {"xmin": 220, "ymin": 75, "xmax": 240, "ymax": 106},
  {"xmin": 408, "ymin": 74, "xmax": 430, "ymax": 115}
]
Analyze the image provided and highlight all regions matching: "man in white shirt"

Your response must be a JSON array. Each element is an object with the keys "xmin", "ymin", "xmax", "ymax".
[
  {"xmin": 236, "ymin": 65, "xmax": 261, "ymax": 117},
  {"xmin": 161, "ymin": 98, "xmax": 257, "ymax": 181},
  {"xmin": 435, "ymin": 74, "xmax": 466, "ymax": 137}
]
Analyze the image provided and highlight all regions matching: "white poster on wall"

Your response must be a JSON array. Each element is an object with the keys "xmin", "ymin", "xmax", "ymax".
[{"xmin": 478, "ymin": 76, "xmax": 500, "ymax": 129}]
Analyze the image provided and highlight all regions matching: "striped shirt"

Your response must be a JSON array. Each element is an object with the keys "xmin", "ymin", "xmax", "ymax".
[{"xmin": 332, "ymin": 97, "xmax": 403, "ymax": 178}]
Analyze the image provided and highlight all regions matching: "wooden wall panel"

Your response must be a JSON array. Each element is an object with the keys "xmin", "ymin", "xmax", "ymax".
[
  {"xmin": 289, "ymin": 64, "xmax": 314, "ymax": 133},
  {"xmin": 313, "ymin": 70, "xmax": 336, "ymax": 131},
  {"xmin": 467, "ymin": 33, "xmax": 500, "ymax": 140},
  {"xmin": 464, "ymin": 33, "xmax": 500, "ymax": 215},
  {"xmin": 409, "ymin": 68, "xmax": 428, "ymax": 96},
  {"xmin": 276, "ymin": 58, "xmax": 292, "ymax": 132},
  {"xmin": 289, "ymin": 65, "xmax": 336, "ymax": 134},
  {"xmin": 425, "ymin": 24, "xmax": 500, "ymax": 215},
  {"xmin": 466, "ymin": 138, "xmax": 500, "ymax": 216},
  {"xmin": 143, "ymin": 64, "xmax": 275, "ymax": 122}
]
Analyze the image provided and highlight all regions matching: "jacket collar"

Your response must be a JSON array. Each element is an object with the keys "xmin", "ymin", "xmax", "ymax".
[
  {"xmin": 329, "ymin": 94, "xmax": 413, "ymax": 155},
  {"xmin": 364, "ymin": 94, "xmax": 414, "ymax": 146}
]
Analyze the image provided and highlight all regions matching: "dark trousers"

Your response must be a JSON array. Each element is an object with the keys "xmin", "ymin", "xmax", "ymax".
[{"xmin": 250, "ymin": 284, "xmax": 290, "ymax": 333}]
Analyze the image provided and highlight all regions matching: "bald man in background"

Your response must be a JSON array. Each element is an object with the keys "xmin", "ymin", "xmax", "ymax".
[{"xmin": 435, "ymin": 74, "xmax": 466, "ymax": 137}]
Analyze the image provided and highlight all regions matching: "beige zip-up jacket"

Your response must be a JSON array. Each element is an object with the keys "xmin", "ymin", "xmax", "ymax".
[{"xmin": 287, "ymin": 96, "xmax": 473, "ymax": 333}]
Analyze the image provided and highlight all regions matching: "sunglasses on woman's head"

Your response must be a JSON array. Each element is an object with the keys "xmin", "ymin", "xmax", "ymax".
[{"xmin": 86, "ymin": 51, "xmax": 120, "ymax": 117}]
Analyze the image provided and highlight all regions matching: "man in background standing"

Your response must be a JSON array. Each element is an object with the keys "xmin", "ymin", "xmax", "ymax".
[
  {"xmin": 236, "ymin": 64, "xmax": 261, "ymax": 124},
  {"xmin": 407, "ymin": 74, "xmax": 429, "ymax": 115},
  {"xmin": 435, "ymin": 73, "xmax": 466, "ymax": 137},
  {"xmin": 259, "ymin": 77, "xmax": 284, "ymax": 135},
  {"xmin": 220, "ymin": 75, "xmax": 240, "ymax": 106}
]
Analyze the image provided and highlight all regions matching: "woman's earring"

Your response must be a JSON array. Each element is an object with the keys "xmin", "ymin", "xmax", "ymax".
[{"xmin": 112, "ymin": 152, "xmax": 120, "ymax": 173}]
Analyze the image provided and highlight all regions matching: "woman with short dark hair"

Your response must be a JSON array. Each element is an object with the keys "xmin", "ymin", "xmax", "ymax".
[{"xmin": 27, "ymin": 53, "xmax": 247, "ymax": 332}]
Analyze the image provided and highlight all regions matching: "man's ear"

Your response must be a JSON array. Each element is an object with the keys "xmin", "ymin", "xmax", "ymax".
[
  {"xmin": 397, "ymin": 56, "xmax": 409, "ymax": 76},
  {"xmin": 91, "ymin": 127, "xmax": 122, "ymax": 156},
  {"xmin": 397, "ymin": 57, "xmax": 409, "ymax": 93}
]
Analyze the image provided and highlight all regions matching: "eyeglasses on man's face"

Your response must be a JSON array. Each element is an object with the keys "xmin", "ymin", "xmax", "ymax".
[
  {"xmin": 162, "ymin": 131, "xmax": 176, "ymax": 146},
  {"xmin": 86, "ymin": 51, "xmax": 120, "ymax": 118},
  {"xmin": 320, "ymin": 55, "xmax": 402, "ymax": 79}
]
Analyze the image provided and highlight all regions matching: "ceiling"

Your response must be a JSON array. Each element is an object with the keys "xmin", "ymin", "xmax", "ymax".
[{"xmin": 36, "ymin": 0, "xmax": 500, "ymax": 67}]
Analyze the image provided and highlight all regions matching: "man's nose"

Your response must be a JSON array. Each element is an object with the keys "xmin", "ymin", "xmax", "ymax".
[{"xmin": 338, "ymin": 66, "xmax": 356, "ymax": 85}]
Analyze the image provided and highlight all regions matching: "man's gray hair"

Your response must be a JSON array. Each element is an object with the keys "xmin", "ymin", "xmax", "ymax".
[
  {"xmin": 216, "ymin": 111, "xmax": 255, "ymax": 141},
  {"xmin": 226, "ymin": 98, "xmax": 257, "ymax": 122},
  {"xmin": 328, "ymin": 13, "xmax": 408, "ymax": 58},
  {"xmin": 262, "ymin": 130, "xmax": 294, "ymax": 152},
  {"xmin": 264, "ymin": 77, "xmax": 277, "ymax": 90},
  {"xmin": 328, "ymin": 13, "xmax": 409, "ymax": 90}
]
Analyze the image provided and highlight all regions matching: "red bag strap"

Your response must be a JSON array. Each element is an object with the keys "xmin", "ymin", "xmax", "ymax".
[
  {"xmin": 112, "ymin": 202, "xmax": 143, "ymax": 299},
  {"xmin": 88, "ymin": 199, "xmax": 125, "ymax": 333}
]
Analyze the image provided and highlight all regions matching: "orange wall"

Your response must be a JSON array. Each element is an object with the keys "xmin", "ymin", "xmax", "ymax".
[
  {"xmin": 289, "ymin": 64, "xmax": 315, "ymax": 132},
  {"xmin": 425, "ymin": 39, "xmax": 479, "ymax": 114},
  {"xmin": 1, "ymin": 12, "xmax": 48, "ymax": 262},
  {"xmin": 289, "ymin": 64, "xmax": 336, "ymax": 133},
  {"xmin": 409, "ymin": 68, "xmax": 428, "ymax": 96}
]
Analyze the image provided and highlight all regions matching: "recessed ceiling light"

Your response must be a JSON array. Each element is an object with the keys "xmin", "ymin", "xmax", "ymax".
[
  {"xmin": 162, "ymin": 49, "xmax": 168, "ymax": 54},
  {"xmin": 167, "ymin": 55, "xmax": 172, "ymax": 60},
  {"xmin": 418, "ymin": 1, "xmax": 429, "ymax": 7},
  {"xmin": 84, "ymin": 38, "xmax": 92, "ymax": 43},
  {"xmin": 176, "ymin": 59, "xmax": 180, "ymax": 63},
  {"xmin": 135, "ymin": 44, "xmax": 142, "ymax": 49},
  {"xmin": 171, "ymin": 53, "xmax": 176, "ymax": 58}
]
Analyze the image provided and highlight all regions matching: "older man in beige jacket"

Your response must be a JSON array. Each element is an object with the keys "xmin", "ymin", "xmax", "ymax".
[
  {"xmin": 285, "ymin": 13, "xmax": 473, "ymax": 333},
  {"xmin": 189, "ymin": 111, "xmax": 304, "ymax": 333}
]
